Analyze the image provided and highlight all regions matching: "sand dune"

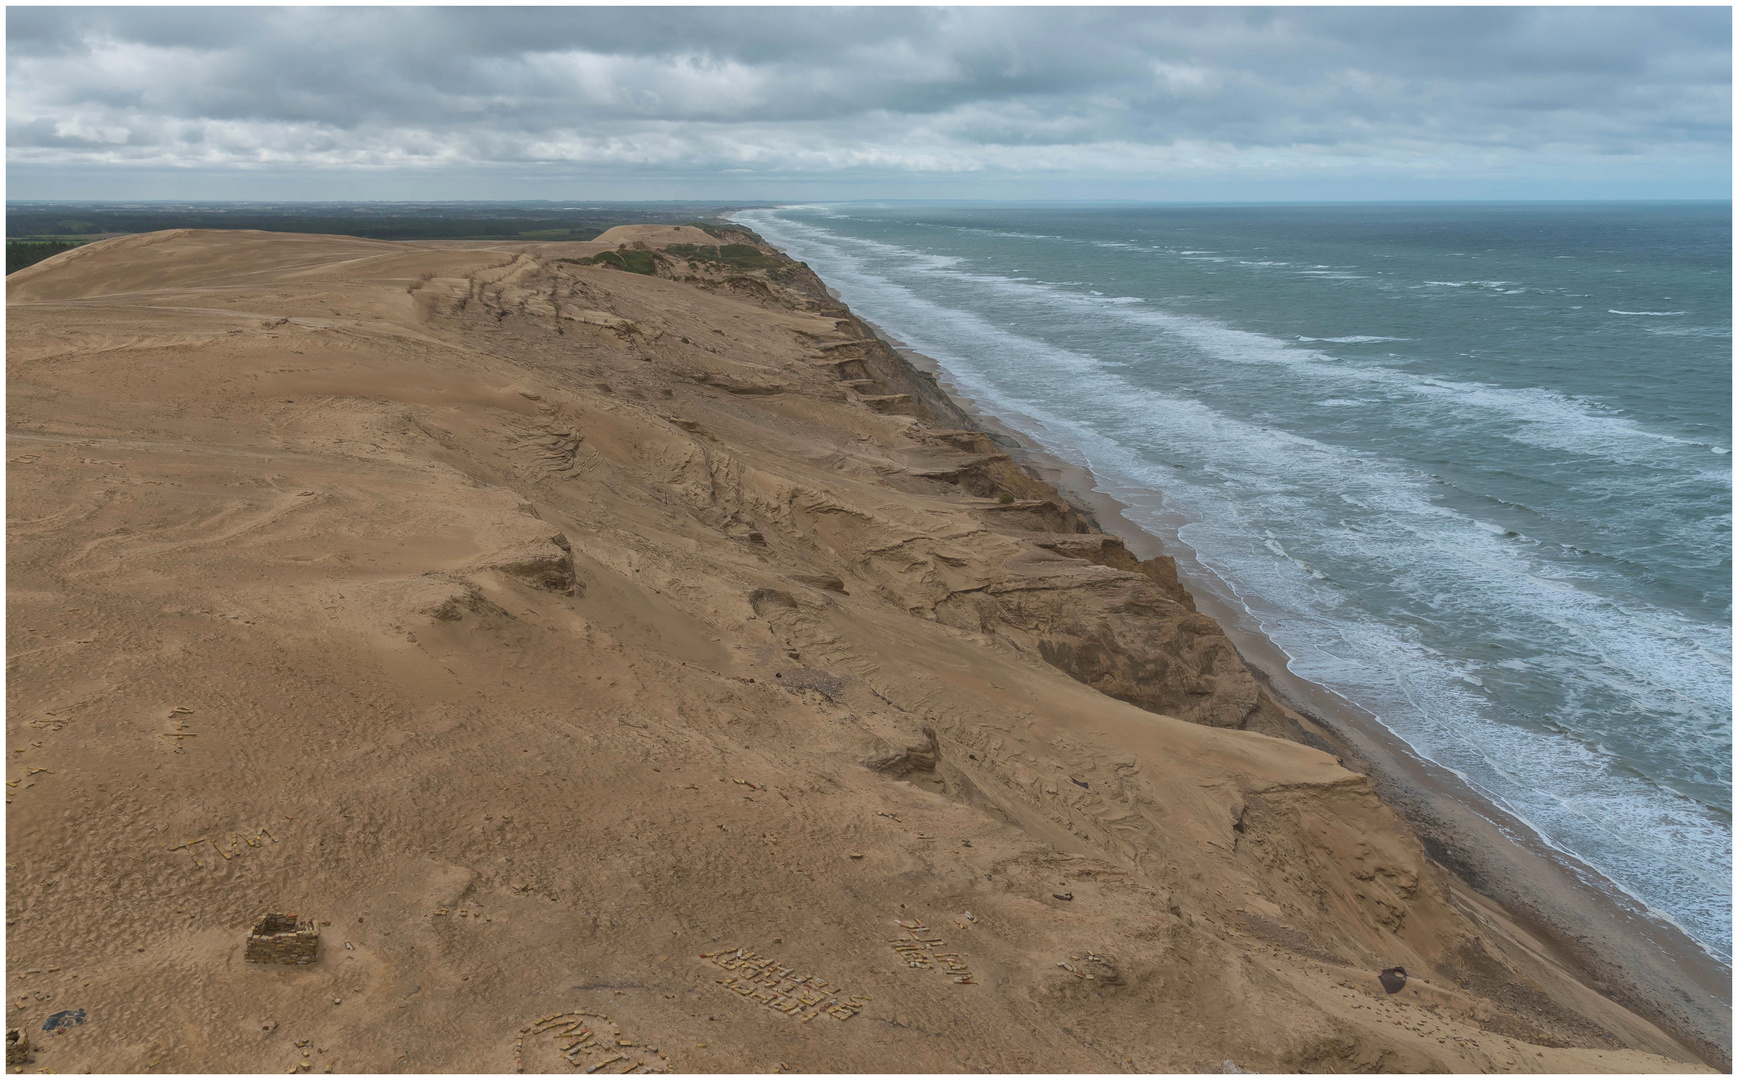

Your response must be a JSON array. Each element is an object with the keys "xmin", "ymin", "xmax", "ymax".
[{"xmin": 5, "ymin": 228, "xmax": 1716, "ymax": 1072}]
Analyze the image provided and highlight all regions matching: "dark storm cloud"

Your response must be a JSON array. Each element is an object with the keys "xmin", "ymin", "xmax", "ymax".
[{"xmin": 6, "ymin": 7, "xmax": 1730, "ymax": 197}]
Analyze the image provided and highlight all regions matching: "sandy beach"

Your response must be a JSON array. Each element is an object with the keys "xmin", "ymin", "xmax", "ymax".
[{"xmin": 5, "ymin": 226, "xmax": 1724, "ymax": 1073}]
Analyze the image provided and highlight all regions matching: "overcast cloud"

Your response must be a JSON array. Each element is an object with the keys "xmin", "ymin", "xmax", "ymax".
[{"xmin": 6, "ymin": 6, "xmax": 1731, "ymax": 201}]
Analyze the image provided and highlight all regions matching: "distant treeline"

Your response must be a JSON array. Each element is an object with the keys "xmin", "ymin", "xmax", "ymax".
[
  {"xmin": 7, "ymin": 239, "xmax": 86, "ymax": 274},
  {"xmin": 6, "ymin": 202, "xmax": 766, "ymax": 244}
]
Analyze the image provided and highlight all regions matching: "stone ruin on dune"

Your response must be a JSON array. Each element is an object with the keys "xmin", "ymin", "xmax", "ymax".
[{"xmin": 243, "ymin": 913, "xmax": 320, "ymax": 965}]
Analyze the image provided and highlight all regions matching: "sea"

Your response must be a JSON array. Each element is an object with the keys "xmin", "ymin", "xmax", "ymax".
[{"xmin": 734, "ymin": 202, "xmax": 1733, "ymax": 965}]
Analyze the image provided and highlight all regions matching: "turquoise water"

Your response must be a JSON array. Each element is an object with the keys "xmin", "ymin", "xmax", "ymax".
[{"xmin": 736, "ymin": 202, "xmax": 1733, "ymax": 963}]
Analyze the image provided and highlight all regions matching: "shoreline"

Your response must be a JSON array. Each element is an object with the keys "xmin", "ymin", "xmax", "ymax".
[
  {"xmin": 10, "ymin": 223, "xmax": 1725, "ymax": 1073},
  {"xmin": 858, "ymin": 315, "xmax": 1732, "ymax": 1067}
]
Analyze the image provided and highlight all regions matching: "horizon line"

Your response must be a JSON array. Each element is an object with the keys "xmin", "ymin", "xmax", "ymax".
[{"xmin": 8, "ymin": 196, "xmax": 1732, "ymax": 206}]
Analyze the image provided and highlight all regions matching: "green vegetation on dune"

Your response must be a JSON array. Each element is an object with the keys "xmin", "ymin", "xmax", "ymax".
[
  {"xmin": 555, "ymin": 238, "xmax": 802, "ymax": 285},
  {"xmin": 508, "ymin": 227, "xmax": 608, "ymax": 241},
  {"xmin": 561, "ymin": 249, "xmax": 661, "ymax": 275},
  {"xmin": 7, "ymin": 239, "xmax": 87, "ymax": 275},
  {"xmin": 690, "ymin": 221, "xmax": 763, "ymax": 243},
  {"xmin": 665, "ymin": 242, "xmax": 786, "ymax": 270}
]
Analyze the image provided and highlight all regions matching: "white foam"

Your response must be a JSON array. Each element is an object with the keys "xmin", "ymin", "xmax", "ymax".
[
  {"xmin": 738, "ymin": 205, "xmax": 1734, "ymax": 962},
  {"xmin": 1297, "ymin": 335, "xmax": 1410, "ymax": 344},
  {"xmin": 752, "ymin": 215, "xmax": 1731, "ymax": 465}
]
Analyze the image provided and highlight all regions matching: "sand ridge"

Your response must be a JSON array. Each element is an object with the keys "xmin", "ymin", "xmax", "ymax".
[{"xmin": 4, "ymin": 228, "xmax": 1717, "ymax": 1073}]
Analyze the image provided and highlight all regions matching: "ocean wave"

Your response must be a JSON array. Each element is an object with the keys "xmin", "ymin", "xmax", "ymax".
[
  {"xmin": 1610, "ymin": 309, "xmax": 1688, "ymax": 316},
  {"xmin": 1297, "ymin": 335, "xmax": 1410, "ymax": 344},
  {"xmin": 1090, "ymin": 302, "xmax": 1726, "ymax": 465},
  {"xmin": 928, "ymin": 223, "xmax": 1064, "ymax": 242},
  {"xmin": 1422, "ymin": 279, "xmax": 1522, "ymax": 290},
  {"xmin": 1641, "ymin": 325, "xmax": 1730, "ymax": 339},
  {"xmin": 738, "ymin": 204, "xmax": 1733, "ymax": 961},
  {"xmin": 751, "ymin": 210, "xmax": 1730, "ymax": 467}
]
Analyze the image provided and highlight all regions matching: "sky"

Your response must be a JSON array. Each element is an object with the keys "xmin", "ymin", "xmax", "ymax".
[{"xmin": 6, "ymin": 6, "xmax": 1732, "ymax": 203}]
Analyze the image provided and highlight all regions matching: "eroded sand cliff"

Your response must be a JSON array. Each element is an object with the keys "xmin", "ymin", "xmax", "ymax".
[{"xmin": 5, "ymin": 228, "xmax": 1717, "ymax": 1072}]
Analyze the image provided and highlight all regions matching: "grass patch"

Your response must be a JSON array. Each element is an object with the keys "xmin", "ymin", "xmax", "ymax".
[
  {"xmin": 688, "ymin": 222, "xmax": 761, "ymax": 242},
  {"xmin": 7, "ymin": 239, "xmax": 87, "ymax": 275},
  {"xmin": 665, "ymin": 243, "xmax": 786, "ymax": 270},
  {"xmin": 514, "ymin": 227, "xmax": 606, "ymax": 241},
  {"xmin": 561, "ymin": 249, "xmax": 660, "ymax": 275},
  {"xmin": 9, "ymin": 238, "xmax": 89, "ymax": 274}
]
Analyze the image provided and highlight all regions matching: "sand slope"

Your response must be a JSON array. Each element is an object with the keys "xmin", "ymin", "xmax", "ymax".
[{"xmin": 5, "ymin": 230, "xmax": 1715, "ymax": 1073}]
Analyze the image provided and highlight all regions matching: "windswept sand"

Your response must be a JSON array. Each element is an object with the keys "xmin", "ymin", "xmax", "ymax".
[
  {"xmin": 870, "ymin": 321, "xmax": 1735, "ymax": 1073},
  {"xmin": 6, "ymin": 228, "xmax": 1720, "ymax": 1073}
]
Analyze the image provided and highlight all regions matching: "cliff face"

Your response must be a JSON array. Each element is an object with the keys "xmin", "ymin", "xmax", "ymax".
[
  {"xmin": 4, "ymin": 228, "xmax": 1711, "ymax": 1073},
  {"xmin": 533, "ymin": 227, "xmax": 1299, "ymax": 739}
]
